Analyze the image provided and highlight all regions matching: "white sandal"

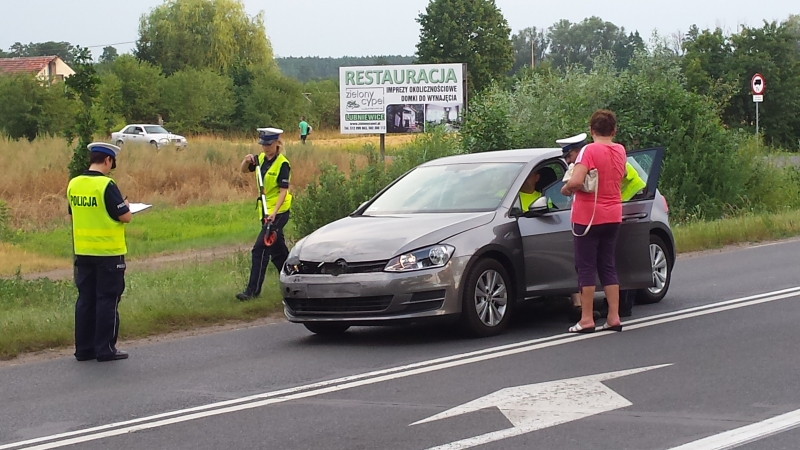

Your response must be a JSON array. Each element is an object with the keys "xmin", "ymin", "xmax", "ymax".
[{"xmin": 568, "ymin": 323, "xmax": 596, "ymax": 334}]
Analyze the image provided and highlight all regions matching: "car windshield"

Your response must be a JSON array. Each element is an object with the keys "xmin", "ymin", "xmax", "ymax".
[
  {"xmin": 363, "ymin": 162, "xmax": 525, "ymax": 214},
  {"xmin": 144, "ymin": 126, "xmax": 169, "ymax": 134}
]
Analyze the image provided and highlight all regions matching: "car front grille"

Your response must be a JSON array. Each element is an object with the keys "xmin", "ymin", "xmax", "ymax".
[
  {"xmin": 295, "ymin": 260, "xmax": 387, "ymax": 276},
  {"xmin": 286, "ymin": 295, "xmax": 393, "ymax": 315}
]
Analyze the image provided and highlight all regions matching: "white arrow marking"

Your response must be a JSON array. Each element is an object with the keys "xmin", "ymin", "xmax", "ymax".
[
  {"xmin": 667, "ymin": 408, "xmax": 800, "ymax": 450},
  {"xmin": 412, "ymin": 364, "xmax": 671, "ymax": 450}
]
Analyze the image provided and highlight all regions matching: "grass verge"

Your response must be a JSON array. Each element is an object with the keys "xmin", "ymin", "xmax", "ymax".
[
  {"xmin": 5, "ymin": 201, "xmax": 290, "ymax": 267},
  {"xmin": 674, "ymin": 209, "xmax": 800, "ymax": 253},
  {"xmin": 0, "ymin": 251, "xmax": 283, "ymax": 359}
]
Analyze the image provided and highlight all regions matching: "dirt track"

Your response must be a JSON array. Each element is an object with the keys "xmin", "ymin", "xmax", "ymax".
[{"xmin": 16, "ymin": 244, "xmax": 250, "ymax": 281}]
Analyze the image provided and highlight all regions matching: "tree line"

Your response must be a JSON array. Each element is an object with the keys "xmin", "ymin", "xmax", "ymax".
[{"xmin": 1, "ymin": 0, "xmax": 799, "ymax": 150}]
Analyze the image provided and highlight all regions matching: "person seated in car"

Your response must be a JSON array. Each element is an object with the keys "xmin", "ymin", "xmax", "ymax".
[{"xmin": 518, "ymin": 170, "xmax": 542, "ymax": 212}]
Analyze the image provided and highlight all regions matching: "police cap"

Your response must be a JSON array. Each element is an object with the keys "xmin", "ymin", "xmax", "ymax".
[
  {"xmin": 87, "ymin": 142, "xmax": 120, "ymax": 159},
  {"xmin": 556, "ymin": 133, "xmax": 588, "ymax": 155},
  {"xmin": 257, "ymin": 127, "xmax": 283, "ymax": 146}
]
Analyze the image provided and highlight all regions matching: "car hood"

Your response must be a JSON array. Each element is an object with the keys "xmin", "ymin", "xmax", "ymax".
[
  {"xmin": 150, "ymin": 133, "xmax": 183, "ymax": 139},
  {"xmin": 294, "ymin": 212, "xmax": 495, "ymax": 262}
]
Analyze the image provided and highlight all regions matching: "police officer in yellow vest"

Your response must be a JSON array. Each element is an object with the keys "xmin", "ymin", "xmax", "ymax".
[
  {"xmin": 237, "ymin": 128, "xmax": 292, "ymax": 301},
  {"xmin": 558, "ymin": 133, "xmax": 646, "ymax": 202},
  {"xmin": 67, "ymin": 142, "xmax": 131, "ymax": 362},
  {"xmin": 518, "ymin": 170, "xmax": 542, "ymax": 212}
]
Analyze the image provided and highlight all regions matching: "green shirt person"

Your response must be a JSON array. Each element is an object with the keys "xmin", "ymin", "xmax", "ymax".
[{"xmin": 299, "ymin": 116, "xmax": 310, "ymax": 144}]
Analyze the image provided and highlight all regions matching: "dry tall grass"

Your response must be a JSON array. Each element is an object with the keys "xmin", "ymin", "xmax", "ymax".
[{"xmin": 0, "ymin": 133, "xmax": 410, "ymax": 230}]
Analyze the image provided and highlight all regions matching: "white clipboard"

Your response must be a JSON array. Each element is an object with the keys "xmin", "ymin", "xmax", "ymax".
[{"xmin": 129, "ymin": 203, "xmax": 152, "ymax": 214}]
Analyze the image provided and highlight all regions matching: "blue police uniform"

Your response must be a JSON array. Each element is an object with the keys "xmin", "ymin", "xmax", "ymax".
[{"xmin": 237, "ymin": 128, "xmax": 292, "ymax": 301}]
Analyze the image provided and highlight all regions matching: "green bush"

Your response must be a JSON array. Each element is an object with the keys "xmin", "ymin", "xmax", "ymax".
[
  {"xmin": 292, "ymin": 129, "xmax": 461, "ymax": 238},
  {"xmin": 460, "ymin": 49, "xmax": 785, "ymax": 220}
]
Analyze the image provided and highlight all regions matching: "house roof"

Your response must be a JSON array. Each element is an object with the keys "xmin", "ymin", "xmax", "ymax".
[{"xmin": 0, "ymin": 56, "xmax": 59, "ymax": 75}]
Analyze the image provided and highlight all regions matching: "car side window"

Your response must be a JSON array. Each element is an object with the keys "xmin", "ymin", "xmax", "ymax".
[
  {"xmin": 123, "ymin": 126, "xmax": 134, "ymax": 134},
  {"xmin": 136, "ymin": 127, "xmax": 145, "ymax": 134},
  {"xmin": 543, "ymin": 181, "xmax": 572, "ymax": 211}
]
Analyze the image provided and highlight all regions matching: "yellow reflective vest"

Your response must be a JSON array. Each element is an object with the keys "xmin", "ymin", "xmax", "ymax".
[
  {"xmin": 67, "ymin": 175, "xmax": 127, "ymax": 256},
  {"xmin": 621, "ymin": 162, "xmax": 646, "ymax": 202},
  {"xmin": 519, "ymin": 191, "xmax": 542, "ymax": 212},
  {"xmin": 257, "ymin": 153, "xmax": 292, "ymax": 215}
]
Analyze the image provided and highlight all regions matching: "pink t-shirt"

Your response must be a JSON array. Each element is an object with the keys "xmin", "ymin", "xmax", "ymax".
[{"xmin": 571, "ymin": 142, "xmax": 626, "ymax": 225}]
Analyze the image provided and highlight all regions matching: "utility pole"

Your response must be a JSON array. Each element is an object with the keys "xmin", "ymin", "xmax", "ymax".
[{"xmin": 530, "ymin": 32, "xmax": 535, "ymax": 69}]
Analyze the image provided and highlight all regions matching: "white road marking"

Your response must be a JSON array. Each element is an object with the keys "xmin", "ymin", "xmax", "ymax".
[
  {"xmin": 414, "ymin": 365, "xmax": 671, "ymax": 450},
  {"xmin": 4, "ymin": 286, "xmax": 800, "ymax": 450},
  {"xmin": 667, "ymin": 408, "xmax": 800, "ymax": 450}
]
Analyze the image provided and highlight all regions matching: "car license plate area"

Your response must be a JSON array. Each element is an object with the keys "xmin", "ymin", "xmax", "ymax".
[{"xmin": 307, "ymin": 283, "xmax": 362, "ymax": 298}]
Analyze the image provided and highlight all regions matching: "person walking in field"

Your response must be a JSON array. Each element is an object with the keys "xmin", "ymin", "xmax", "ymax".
[
  {"xmin": 299, "ymin": 116, "xmax": 311, "ymax": 144},
  {"xmin": 236, "ymin": 128, "xmax": 292, "ymax": 301},
  {"xmin": 67, "ymin": 142, "xmax": 131, "ymax": 362}
]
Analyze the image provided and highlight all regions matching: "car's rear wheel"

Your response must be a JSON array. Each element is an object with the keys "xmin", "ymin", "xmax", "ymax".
[
  {"xmin": 635, "ymin": 234, "xmax": 672, "ymax": 304},
  {"xmin": 460, "ymin": 258, "xmax": 513, "ymax": 337},
  {"xmin": 115, "ymin": 140, "xmax": 124, "ymax": 146},
  {"xmin": 303, "ymin": 323, "xmax": 351, "ymax": 335}
]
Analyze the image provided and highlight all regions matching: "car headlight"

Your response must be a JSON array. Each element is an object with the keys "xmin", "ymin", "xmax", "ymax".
[
  {"xmin": 283, "ymin": 237, "xmax": 307, "ymax": 275},
  {"xmin": 385, "ymin": 245, "xmax": 454, "ymax": 272}
]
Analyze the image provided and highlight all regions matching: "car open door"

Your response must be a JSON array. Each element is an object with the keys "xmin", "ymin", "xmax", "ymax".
[
  {"xmin": 616, "ymin": 147, "xmax": 666, "ymax": 289},
  {"xmin": 518, "ymin": 147, "xmax": 666, "ymax": 296},
  {"xmin": 516, "ymin": 161, "xmax": 577, "ymax": 297}
]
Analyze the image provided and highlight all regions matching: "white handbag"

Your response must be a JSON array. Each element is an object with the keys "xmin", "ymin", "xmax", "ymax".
[
  {"xmin": 563, "ymin": 164, "xmax": 599, "ymax": 237},
  {"xmin": 563, "ymin": 163, "xmax": 598, "ymax": 193}
]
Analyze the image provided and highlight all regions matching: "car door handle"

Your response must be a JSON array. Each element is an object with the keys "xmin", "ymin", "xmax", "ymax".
[{"xmin": 622, "ymin": 213, "xmax": 647, "ymax": 221}]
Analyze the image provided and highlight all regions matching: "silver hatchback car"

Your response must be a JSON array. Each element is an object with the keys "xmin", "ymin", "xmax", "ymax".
[{"xmin": 280, "ymin": 147, "xmax": 674, "ymax": 337}]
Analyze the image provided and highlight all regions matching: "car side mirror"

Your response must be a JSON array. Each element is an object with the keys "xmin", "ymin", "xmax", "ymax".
[{"xmin": 522, "ymin": 197, "xmax": 550, "ymax": 218}]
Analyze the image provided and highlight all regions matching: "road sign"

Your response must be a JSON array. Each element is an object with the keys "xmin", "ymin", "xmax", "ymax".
[
  {"xmin": 751, "ymin": 73, "xmax": 766, "ymax": 95},
  {"xmin": 412, "ymin": 364, "xmax": 671, "ymax": 450},
  {"xmin": 753, "ymin": 95, "xmax": 764, "ymax": 103}
]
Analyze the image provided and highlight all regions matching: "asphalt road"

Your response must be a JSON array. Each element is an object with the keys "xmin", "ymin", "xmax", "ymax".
[{"xmin": 1, "ymin": 239, "xmax": 800, "ymax": 450}]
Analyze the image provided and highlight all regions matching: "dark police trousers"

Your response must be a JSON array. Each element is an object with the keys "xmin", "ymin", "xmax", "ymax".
[
  {"xmin": 74, "ymin": 255, "xmax": 126, "ymax": 360},
  {"xmin": 246, "ymin": 211, "xmax": 290, "ymax": 297}
]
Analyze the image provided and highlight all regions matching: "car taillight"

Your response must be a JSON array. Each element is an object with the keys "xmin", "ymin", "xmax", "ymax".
[{"xmin": 660, "ymin": 195, "xmax": 669, "ymax": 214}]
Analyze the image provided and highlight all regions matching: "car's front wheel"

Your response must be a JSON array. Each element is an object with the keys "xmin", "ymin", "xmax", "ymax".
[
  {"xmin": 635, "ymin": 235, "xmax": 672, "ymax": 304},
  {"xmin": 303, "ymin": 323, "xmax": 350, "ymax": 336},
  {"xmin": 460, "ymin": 258, "xmax": 513, "ymax": 337}
]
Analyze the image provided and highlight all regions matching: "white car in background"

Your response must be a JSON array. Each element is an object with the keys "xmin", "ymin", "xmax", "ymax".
[{"xmin": 111, "ymin": 124, "xmax": 188, "ymax": 149}]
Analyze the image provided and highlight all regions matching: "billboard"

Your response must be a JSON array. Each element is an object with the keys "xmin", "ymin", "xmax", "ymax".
[{"xmin": 339, "ymin": 63, "xmax": 465, "ymax": 134}]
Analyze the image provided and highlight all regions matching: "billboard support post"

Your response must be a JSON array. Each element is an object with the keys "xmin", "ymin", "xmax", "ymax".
[{"xmin": 380, "ymin": 134, "xmax": 385, "ymax": 162}]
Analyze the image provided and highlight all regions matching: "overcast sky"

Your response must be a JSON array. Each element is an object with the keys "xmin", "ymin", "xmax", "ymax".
[{"xmin": 0, "ymin": 0, "xmax": 797, "ymax": 58}]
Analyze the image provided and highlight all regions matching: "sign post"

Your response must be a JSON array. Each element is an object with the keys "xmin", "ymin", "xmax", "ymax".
[{"xmin": 751, "ymin": 73, "xmax": 766, "ymax": 136}]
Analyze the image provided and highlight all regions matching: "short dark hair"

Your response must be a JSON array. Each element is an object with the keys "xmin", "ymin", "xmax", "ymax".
[
  {"xmin": 590, "ymin": 110, "xmax": 617, "ymax": 137},
  {"xmin": 89, "ymin": 152, "xmax": 113, "ymax": 165}
]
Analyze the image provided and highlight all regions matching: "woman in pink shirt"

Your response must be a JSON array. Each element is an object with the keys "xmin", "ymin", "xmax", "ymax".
[{"xmin": 561, "ymin": 110, "xmax": 627, "ymax": 333}]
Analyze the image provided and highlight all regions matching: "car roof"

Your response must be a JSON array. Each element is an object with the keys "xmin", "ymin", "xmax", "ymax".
[
  {"xmin": 420, "ymin": 148, "xmax": 563, "ymax": 166},
  {"xmin": 127, "ymin": 124, "xmax": 164, "ymax": 127}
]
